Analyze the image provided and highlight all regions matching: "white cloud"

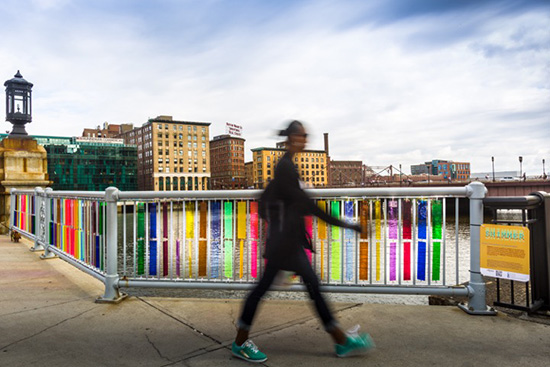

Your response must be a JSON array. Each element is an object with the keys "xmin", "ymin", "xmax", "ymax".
[{"xmin": 0, "ymin": 0, "xmax": 548, "ymax": 175}]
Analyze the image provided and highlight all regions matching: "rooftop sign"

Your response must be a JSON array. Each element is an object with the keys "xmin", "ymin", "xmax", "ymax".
[{"xmin": 226, "ymin": 122, "xmax": 242, "ymax": 137}]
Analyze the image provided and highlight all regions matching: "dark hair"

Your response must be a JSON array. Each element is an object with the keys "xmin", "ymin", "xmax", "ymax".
[{"xmin": 278, "ymin": 120, "xmax": 304, "ymax": 137}]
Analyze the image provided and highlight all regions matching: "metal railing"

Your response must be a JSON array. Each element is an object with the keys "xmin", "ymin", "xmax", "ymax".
[{"xmin": 9, "ymin": 183, "xmax": 495, "ymax": 314}]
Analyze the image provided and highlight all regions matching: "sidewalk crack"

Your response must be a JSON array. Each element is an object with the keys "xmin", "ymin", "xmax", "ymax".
[
  {"xmin": 137, "ymin": 297, "xmax": 222, "ymax": 345},
  {"xmin": 0, "ymin": 299, "xmax": 82, "ymax": 318},
  {"xmin": 145, "ymin": 333, "xmax": 173, "ymax": 363},
  {"xmin": 0, "ymin": 306, "xmax": 98, "ymax": 351}
]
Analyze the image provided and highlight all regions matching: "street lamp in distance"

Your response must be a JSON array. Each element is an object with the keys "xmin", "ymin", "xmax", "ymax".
[
  {"xmin": 519, "ymin": 156, "xmax": 523, "ymax": 178},
  {"xmin": 491, "ymin": 156, "xmax": 495, "ymax": 182}
]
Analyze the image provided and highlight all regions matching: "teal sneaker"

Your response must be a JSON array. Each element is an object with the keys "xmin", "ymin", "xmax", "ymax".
[
  {"xmin": 335, "ymin": 333, "xmax": 375, "ymax": 357},
  {"xmin": 232, "ymin": 339, "xmax": 268, "ymax": 363}
]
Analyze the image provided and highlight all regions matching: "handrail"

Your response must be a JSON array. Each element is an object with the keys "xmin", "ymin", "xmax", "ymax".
[{"xmin": 9, "ymin": 183, "xmax": 495, "ymax": 314}]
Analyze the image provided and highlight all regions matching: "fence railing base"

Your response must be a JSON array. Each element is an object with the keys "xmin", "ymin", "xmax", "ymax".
[
  {"xmin": 457, "ymin": 302, "xmax": 497, "ymax": 315},
  {"xmin": 96, "ymin": 293, "xmax": 128, "ymax": 304},
  {"xmin": 40, "ymin": 252, "xmax": 57, "ymax": 259}
]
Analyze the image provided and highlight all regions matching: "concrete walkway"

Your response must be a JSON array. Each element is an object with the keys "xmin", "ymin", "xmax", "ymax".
[{"xmin": 1, "ymin": 236, "xmax": 549, "ymax": 367}]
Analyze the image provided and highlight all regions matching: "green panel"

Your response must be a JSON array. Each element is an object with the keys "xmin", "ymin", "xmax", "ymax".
[
  {"xmin": 224, "ymin": 202, "xmax": 233, "ymax": 277},
  {"xmin": 432, "ymin": 241, "xmax": 441, "ymax": 281},
  {"xmin": 432, "ymin": 200, "xmax": 442, "ymax": 240},
  {"xmin": 330, "ymin": 201, "xmax": 341, "ymax": 281}
]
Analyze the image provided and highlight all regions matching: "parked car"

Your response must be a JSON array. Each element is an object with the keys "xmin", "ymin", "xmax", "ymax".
[{"xmin": 500, "ymin": 176, "xmax": 520, "ymax": 182}]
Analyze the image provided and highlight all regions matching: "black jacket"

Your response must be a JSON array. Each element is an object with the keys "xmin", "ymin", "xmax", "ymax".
[{"xmin": 261, "ymin": 152, "xmax": 355, "ymax": 270}]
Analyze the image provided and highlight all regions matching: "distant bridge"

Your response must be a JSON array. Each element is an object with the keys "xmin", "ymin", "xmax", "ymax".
[
  {"xmin": 361, "ymin": 180, "xmax": 550, "ymax": 197},
  {"xmin": 483, "ymin": 181, "xmax": 550, "ymax": 197}
]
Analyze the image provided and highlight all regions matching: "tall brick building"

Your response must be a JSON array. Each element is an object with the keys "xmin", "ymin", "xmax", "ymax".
[
  {"xmin": 119, "ymin": 115, "xmax": 211, "ymax": 191},
  {"xmin": 209, "ymin": 134, "xmax": 246, "ymax": 190}
]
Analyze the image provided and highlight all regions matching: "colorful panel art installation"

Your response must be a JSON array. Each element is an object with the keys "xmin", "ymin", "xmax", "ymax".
[{"xmin": 16, "ymin": 196, "xmax": 446, "ymax": 285}]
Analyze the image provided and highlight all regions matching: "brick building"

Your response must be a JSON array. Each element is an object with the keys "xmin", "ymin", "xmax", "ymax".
[
  {"xmin": 329, "ymin": 160, "xmax": 364, "ymax": 187},
  {"xmin": 250, "ymin": 147, "xmax": 328, "ymax": 189},
  {"xmin": 119, "ymin": 115, "xmax": 210, "ymax": 191},
  {"xmin": 82, "ymin": 122, "xmax": 133, "ymax": 139},
  {"xmin": 411, "ymin": 159, "xmax": 471, "ymax": 181},
  {"xmin": 209, "ymin": 134, "xmax": 245, "ymax": 190}
]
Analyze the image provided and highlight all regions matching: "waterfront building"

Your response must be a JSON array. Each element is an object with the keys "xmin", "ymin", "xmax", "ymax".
[
  {"xmin": 0, "ymin": 134, "xmax": 138, "ymax": 191},
  {"xmin": 209, "ymin": 134, "xmax": 245, "ymax": 189},
  {"xmin": 251, "ymin": 147, "xmax": 328, "ymax": 189},
  {"xmin": 411, "ymin": 159, "xmax": 471, "ymax": 181},
  {"xmin": 329, "ymin": 160, "xmax": 364, "ymax": 187},
  {"xmin": 411, "ymin": 163, "xmax": 430, "ymax": 175},
  {"xmin": 119, "ymin": 115, "xmax": 210, "ymax": 191}
]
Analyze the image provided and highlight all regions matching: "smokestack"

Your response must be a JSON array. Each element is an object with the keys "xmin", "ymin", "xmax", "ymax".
[{"xmin": 324, "ymin": 133, "xmax": 329, "ymax": 156}]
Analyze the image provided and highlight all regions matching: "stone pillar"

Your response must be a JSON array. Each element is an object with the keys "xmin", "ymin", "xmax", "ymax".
[{"xmin": 0, "ymin": 137, "xmax": 50, "ymax": 234}]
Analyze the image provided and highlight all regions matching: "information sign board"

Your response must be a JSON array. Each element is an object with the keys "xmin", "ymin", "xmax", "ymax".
[{"xmin": 480, "ymin": 224, "xmax": 530, "ymax": 282}]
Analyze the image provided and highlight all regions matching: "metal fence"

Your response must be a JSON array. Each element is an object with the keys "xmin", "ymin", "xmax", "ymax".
[{"xmin": 9, "ymin": 183, "xmax": 495, "ymax": 314}]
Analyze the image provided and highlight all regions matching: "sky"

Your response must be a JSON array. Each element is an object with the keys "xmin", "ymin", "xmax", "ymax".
[{"xmin": 1, "ymin": 0, "xmax": 549, "ymax": 175}]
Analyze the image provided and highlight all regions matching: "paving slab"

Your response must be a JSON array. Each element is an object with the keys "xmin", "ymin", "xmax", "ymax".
[
  {"xmin": 144, "ymin": 297, "xmax": 358, "ymax": 344},
  {"xmin": 0, "ymin": 238, "xmax": 215, "ymax": 367},
  {"xmin": 229, "ymin": 303, "xmax": 550, "ymax": 367}
]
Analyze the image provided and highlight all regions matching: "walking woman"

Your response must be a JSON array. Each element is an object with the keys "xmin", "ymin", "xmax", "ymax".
[{"xmin": 232, "ymin": 120, "xmax": 374, "ymax": 362}]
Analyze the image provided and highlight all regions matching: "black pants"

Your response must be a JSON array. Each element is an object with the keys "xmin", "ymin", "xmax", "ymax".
[{"xmin": 238, "ymin": 251, "xmax": 337, "ymax": 332}]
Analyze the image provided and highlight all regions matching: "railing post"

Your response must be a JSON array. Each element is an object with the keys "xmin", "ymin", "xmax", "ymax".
[
  {"xmin": 96, "ymin": 187, "xmax": 127, "ymax": 303},
  {"xmin": 30, "ymin": 187, "xmax": 45, "ymax": 252},
  {"xmin": 40, "ymin": 188, "xmax": 56, "ymax": 259},
  {"xmin": 458, "ymin": 182, "xmax": 497, "ymax": 315},
  {"xmin": 9, "ymin": 188, "xmax": 16, "ymax": 234}
]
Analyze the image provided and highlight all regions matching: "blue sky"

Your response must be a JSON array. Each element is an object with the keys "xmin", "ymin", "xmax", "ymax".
[{"xmin": 1, "ymin": 0, "xmax": 549, "ymax": 175}]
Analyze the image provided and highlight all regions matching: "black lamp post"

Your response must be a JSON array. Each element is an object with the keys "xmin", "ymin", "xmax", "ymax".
[
  {"xmin": 491, "ymin": 156, "xmax": 495, "ymax": 182},
  {"xmin": 519, "ymin": 156, "xmax": 523, "ymax": 178},
  {"xmin": 543, "ymin": 159, "xmax": 546, "ymax": 178},
  {"xmin": 5, "ymin": 70, "xmax": 33, "ymax": 138}
]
